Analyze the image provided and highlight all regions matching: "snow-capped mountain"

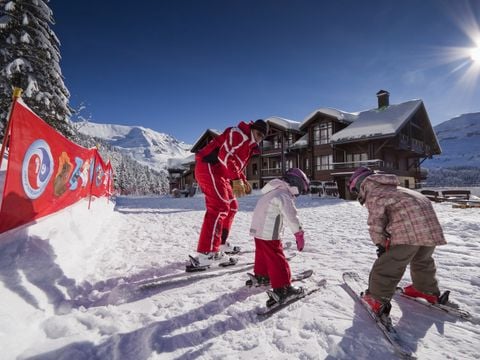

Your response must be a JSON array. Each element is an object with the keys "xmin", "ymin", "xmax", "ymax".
[
  {"xmin": 75, "ymin": 121, "xmax": 192, "ymax": 172},
  {"xmin": 424, "ymin": 112, "xmax": 480, "ymax": 168}
]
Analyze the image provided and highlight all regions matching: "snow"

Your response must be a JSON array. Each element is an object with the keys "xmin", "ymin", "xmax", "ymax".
[
  {"xmin": 76, "ymin": 121, "xmax": 192, "ymax": 173},
  {"xmin": 331, "ymin": 100, "xmax": 423, "ymax": 143},
  {"xmin": 424, "ymin": 112, "xmax": 480, "ymax": 168},
  {"xmin": 265, "ymin": 116, "xmax": 301, "ymax": 131},
  {"xmin": 302, "ymin": 107, "xmax": 358, "ymax": 126},
  {"xmin": 1, "ymin": 191, "xmax": 479, "ymax": 359}
]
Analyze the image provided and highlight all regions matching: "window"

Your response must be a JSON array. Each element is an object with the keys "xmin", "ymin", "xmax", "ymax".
[
  {"xmin": 313, "ymin": 122, "xmax": 332, "ymax": 145},
  {"xmin": 286, "ymin": 159, "xmax": 293, "ymax": 169},
  {"xmin": 252, "ymin": 163, "xmax": 258, "ymax": 175},
  {"xmin": 287, "ymin": 133, "xmax": 294, "ymax": 146},
  {"xmin": 305, "ymin": 158, "xmax": 310, "ymax": 170},
  {"xmin": 315, "ymin": 155, "xmax": 333, "ymax": 170},
  {"xmin": 273, "ymin": 136, "xmax": 280, "ymax": 149},
  {"xmin": 346, "ymin": 153, "xmax": 368, "ymax": 166}
]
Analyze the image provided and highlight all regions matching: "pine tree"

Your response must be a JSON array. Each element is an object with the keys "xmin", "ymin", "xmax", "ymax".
[{"xmin": 0, "ymin": 0, "xmax": 73, "ymax": 140}]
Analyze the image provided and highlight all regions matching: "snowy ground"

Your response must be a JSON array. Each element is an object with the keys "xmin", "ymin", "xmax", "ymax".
[{"xmin": 0, "ymin": 191, "xmax": 479, "ymax": 360}]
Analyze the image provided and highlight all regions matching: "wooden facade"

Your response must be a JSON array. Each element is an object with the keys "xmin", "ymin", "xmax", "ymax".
[{"xmin": 170, "ymin": 91, "xmax": 441, "ymax": 199}]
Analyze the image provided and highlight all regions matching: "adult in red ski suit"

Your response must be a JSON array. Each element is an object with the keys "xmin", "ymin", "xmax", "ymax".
[{"xmin": 195, "ymin": 119, "xmax": 267, "ymax": 254}]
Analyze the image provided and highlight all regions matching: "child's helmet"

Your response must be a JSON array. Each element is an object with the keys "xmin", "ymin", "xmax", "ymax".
[
  {"xmin": 348, "ymin": 167, "xmax": 374, "ymax": 195},
  {"xmin": 283, "ymin": 168, "xmax": 310, "ymax": 195}
]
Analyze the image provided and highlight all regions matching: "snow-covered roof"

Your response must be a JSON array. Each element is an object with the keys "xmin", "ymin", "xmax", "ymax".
[
  {"xmin": 331, "ymin": 100, "xmax": 423, "ymax": 144},
  {"xmin": 288, "ymin": 133, "xmax": 309, "ymax": 150},
  {"xmin": 181, "ymin": 153, "xmax": 196, "ymax": 166},
  {"xmin": 301, "ymin": 108, "xmax": 358, "ymax": 129},
  {"xmin": 265, "ymin": 116, "xmax": 301, "ymax": 131},
  {"xmin": 190, "ymin": 129, "xmax": 221, "ymax": 153}
]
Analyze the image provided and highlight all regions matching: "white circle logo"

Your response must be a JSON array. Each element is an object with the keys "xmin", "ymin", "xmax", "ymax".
[{"xmin": 22, "ymin": 140, "xmax": 54, "ymax": 199}]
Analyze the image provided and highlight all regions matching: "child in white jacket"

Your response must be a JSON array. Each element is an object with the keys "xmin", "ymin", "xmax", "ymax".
[{"xmin": 249, "ymin": 168, "xmax": 310, "ymax": 306}]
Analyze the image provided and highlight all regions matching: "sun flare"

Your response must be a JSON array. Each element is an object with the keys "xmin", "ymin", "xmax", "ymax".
[{"xmin": 470, "ymin": 46, "xmax": 480, "ymax": 62}]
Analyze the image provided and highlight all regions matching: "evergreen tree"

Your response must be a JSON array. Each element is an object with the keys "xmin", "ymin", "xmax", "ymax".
[{"xmin": 0, "ymin": 0, "xmax": 73, "ymax": 140}]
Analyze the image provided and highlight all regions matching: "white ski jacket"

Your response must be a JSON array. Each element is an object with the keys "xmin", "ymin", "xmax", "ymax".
[{"xmin": 249, "ymin": 179, "xmax": 302, "ymax": 240}]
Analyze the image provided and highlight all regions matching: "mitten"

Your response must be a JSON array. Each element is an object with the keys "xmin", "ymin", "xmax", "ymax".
[
  {"xmin": 244, "ymin": 180, "xmax": 252, "ymax": 195},
  {"xmin": 294, "ymin": 231, "xmax": 305, "ymax": 251},
  {"xmin": 232, "ymin": 179, "xmax": 246, "ymax": 198}
]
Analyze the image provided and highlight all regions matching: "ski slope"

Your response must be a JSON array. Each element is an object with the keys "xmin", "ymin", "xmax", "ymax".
[{"xmin": 0, "ymin": 192, "xmax": 479, "ymax": 359}]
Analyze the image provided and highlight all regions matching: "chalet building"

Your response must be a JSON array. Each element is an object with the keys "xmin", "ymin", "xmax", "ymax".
[{"xmin": 170, "ymin": 90, "xmax": 441, "ymax": 199}]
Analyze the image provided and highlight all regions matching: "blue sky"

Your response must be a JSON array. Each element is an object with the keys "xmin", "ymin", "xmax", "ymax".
[{"xmin": 50, "ymin": 0, "xmax": 480, "ymax": 144}]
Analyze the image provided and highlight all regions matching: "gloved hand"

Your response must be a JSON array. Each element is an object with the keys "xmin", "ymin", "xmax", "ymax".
[
  {"xmin": 294, "ymin": 231, "xmax": 305, "ymax": 251},
  {"xmin": 232, "ymin": 179, "xmax": 246, "ymax": 198},
  {"xmin": 376, "ymin": 244, "xmax": 386, "ymax": 258},
  {"xmin": 376, "ymin": 238, "xmax": 390, "ymax": 258},
  {"xmin": 244, "ymin": 180, "xmax": 252, "ymax": 195}
]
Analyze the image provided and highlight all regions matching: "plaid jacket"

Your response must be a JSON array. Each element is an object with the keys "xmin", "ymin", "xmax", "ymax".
[{"xmin": 360, "ymin": 174, "xmax": 446, "ymax": 247}]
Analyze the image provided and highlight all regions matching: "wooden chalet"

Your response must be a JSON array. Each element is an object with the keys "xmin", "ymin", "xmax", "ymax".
[{"xmin": 172, "ymin": 90, "xmax": 441, "ymax": 199}]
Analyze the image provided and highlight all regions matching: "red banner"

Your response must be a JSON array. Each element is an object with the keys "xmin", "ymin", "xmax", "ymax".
[{"xmin": 0, "ymin": 99, "xmax": 112, "ymax": 233}]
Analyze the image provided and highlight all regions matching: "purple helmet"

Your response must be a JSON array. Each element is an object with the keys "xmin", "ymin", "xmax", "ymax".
[
  {"xmin": 348, "ymin": 167, "xmax": 374, "ymax": 194},
  {"xmin": 283, "ymin": 168, "xmax": 310, "ymax": 195}
]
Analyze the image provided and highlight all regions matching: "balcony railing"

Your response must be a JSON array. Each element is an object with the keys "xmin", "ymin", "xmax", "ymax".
[
  {"xmin": 261, "ymin": 168, "xmax": 283, "ymax": 177},
  {"xmin": 331, "ymin": 159, "xmax": 384, "ymax": 170}
]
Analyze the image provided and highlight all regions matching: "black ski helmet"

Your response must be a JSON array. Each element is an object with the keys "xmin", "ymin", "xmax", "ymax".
[{"xmin": 283, "ymin": 168, "xmax": 310, "ymax": 195}]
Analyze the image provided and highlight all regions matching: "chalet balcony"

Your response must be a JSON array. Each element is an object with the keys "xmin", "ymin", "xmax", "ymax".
[
  {"xmin": 332, "ymin": 159, "xmax": 384, "ymax": 170},
  {"xmin": 398, "ymin": 135, "xmax": 428, "ymax": 155},
  {"xmin": 261, "ymin": 168, "xmax": 283, "ymax": 177}
]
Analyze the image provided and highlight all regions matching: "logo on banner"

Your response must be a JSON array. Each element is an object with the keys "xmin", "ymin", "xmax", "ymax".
[{"xmin": 22, "ymin": 139, "xmax": 54, "ymax": 199}]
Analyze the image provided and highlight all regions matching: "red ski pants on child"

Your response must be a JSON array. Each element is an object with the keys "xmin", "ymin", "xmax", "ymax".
[
  {"xmin": 254, "ymin": 238, "xmax": 291, "ymax": 288},
  {"xmin": 195, "ymin": 161, "xmax": 238, "ymax": 253}
]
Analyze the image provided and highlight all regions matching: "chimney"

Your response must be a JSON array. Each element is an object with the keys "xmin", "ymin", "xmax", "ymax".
[{"xmin": 376, "ymin": 90, "xmax": 390, "ymax": 109}]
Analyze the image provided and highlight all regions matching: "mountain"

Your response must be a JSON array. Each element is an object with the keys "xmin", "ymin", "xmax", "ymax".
[
  {"xmin": 75, "ymin": 121, "xmax": 192, "ymax": 172},
  {"xmin": 424, "ymin": 112, "xmax": 480, "ymax": 168}
]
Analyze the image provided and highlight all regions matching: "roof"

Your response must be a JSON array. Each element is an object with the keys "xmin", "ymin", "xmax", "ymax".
[
  {"xmin": 265, "ymin": 116, "xmax": 301, "ymax": 132},
  {"xmin": 300, "ymin": 108, "xmax": 357, "ymax": 130},
  {"xmin": 288, "ymin": 133, "xmax": 309, "ymax": 150},
  {"xmin": 330, "ymin": 100, "xmax": 423, "ymax": 144},
  {"xmin": 190, "ymin": 129, "xmax": 221, "ymax": 153}
]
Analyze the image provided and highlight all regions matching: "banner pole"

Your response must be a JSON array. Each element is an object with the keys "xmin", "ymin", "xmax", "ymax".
[
  {"xmin": 88, "ymin": 146, "xmax": 99, "ymax": 210},
  {"xmin": 0, "ymin": 87, "xmax": 23, "ymax": 170}
]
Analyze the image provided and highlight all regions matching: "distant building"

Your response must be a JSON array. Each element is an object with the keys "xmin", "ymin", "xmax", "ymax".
[{"xmin": 170, "ymin": 91, "xmax": 441, "ymax": 199}]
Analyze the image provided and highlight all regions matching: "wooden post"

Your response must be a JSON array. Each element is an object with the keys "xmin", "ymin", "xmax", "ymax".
[{"xmin": 0, "ymin": 87, "xmax": 23, "ymax": 170}]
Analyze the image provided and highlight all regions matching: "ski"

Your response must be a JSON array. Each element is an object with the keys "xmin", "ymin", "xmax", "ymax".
[
  {"xmin": 395, "ymin": 287, "xmax": 476, "ymax": 323},
  {"xmin": 343, "ymin": 272, "xmax": 415, "ymax": 359},
  {"xmin": 246, "ymin": 269, "xmax": 314, "ymax": 287},
  {"xmin": 226, "ymin": 240, "xmax": 293, "ymax": 256},
  {"xmin": 256, "ymin": 279, "xmax": 326, "ymax": 318},
  {"xmin": 139, "ymin": 253, "xmax": 297, "ymax": 290},
  {"xmin": 186, "ymin": 256, "xmax": 239, "ymax": 272}
]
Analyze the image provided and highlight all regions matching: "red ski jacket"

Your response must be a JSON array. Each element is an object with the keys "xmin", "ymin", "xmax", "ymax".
[{"xmin": 196, "ymin": 121, "xmax": 260, "ymax": 181}]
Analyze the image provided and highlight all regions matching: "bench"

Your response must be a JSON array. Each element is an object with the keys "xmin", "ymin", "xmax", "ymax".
[
  {"xmin": 441, "ymin": 190, "xmax": 470, "ymax": 200},
  {"xmin": 420, "ymin": 190, "xmax": 443, "ymax": 202}
]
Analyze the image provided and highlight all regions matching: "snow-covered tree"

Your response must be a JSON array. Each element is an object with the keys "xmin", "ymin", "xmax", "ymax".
[{"xmin": 0, "ymin": 0, "xmax": 73, "ymax": 140}]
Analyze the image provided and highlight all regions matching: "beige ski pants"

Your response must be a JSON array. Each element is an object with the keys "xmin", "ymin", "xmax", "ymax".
[{"xmin": 368, "ymin": 245, "xmax": 440, "ymax": 303}]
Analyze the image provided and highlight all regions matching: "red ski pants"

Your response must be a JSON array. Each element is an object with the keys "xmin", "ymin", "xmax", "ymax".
[
  {"xmin": 254, "ymin": 238, "xmax": 291, "ymax": 289},
  {"xmin": 195, "ymin": 161, "xmax": 238, "ymax": 253}
]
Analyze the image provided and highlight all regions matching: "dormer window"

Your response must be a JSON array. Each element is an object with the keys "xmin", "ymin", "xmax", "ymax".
[{"xmin": 313, "ymin": 122, "xmax": 332, "ymax": 145}]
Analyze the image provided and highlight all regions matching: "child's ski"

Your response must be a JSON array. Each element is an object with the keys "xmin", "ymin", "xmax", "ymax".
[
  {"xmin": 256, "ymin": 279, "xmax": 326, "ymax": 318},
  {"xmin": 343, "ymin": 272, "xmax": 415, "ymax": 359}
]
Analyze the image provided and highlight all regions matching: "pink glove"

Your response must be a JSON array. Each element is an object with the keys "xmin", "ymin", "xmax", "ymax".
[{"xmin": 294, "ymin": 231, "xmax": 305, "ymax": 251}]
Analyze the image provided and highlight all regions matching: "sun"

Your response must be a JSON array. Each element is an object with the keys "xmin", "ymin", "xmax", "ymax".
[{"xmin": 470, "ymin": 46, "xmax": 480, "ymax": 62}]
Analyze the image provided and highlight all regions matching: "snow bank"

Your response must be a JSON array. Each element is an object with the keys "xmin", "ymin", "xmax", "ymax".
[{"xmin": 0, "ymin": 194, "xmax": 479, "ymax": 360}]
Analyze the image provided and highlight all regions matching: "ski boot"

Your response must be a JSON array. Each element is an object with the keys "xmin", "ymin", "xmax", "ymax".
[
  {"xmin": 246, "ymin": 273, "xmax": 270, "ymax": 287},
  {"xmin": 220, "ymin": 242, "xmax": 241, "ymax": 255},
  {"xmin": 266, "ymin": 285, "xmax": 305, "ymax": 307},
  {"xmin": 361, "ymin": 292, "xmax": 392, "ymax": 316},
  {"xmin": 186, "ymin": 251, "xmax": 225, "ymax": 272},
  {"xmin": 403, "ymin": 284, "xmax": 440, "ymax": 304}
]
